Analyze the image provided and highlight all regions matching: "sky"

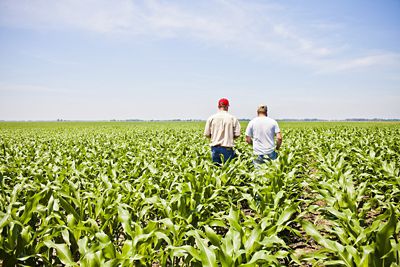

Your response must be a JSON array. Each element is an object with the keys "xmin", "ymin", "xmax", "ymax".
[{"xmin": 0, "ymin": 0, "xmax": 399, "ymax": 120}]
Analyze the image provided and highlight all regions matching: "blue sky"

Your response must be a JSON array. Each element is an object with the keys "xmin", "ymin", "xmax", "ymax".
[{"xmin": 0, "ymin": 0, "xmax": 399, "ymax": 120}]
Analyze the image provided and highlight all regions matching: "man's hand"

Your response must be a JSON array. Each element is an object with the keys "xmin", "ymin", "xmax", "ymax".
[
  {"xmin": 276, "ymin": 132, "xmax": 282, "ymax": 150},
  {"xmin": 246, "ymin": 136, "xmax": 252, "ymax": 145}
]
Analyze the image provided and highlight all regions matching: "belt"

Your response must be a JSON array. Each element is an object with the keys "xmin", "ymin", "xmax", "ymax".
[{"xmin": 212, "ymin": 145, "xmax": 233, "ymax": 149}]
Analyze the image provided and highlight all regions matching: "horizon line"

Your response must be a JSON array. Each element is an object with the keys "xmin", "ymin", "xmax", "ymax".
[{"xmin": 1, "ymin": 118, "xmax": 400, "ymax": 122}]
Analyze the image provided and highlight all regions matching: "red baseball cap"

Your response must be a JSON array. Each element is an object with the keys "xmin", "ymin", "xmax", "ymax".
[{"xmin": 218, "ymin": 98, "xmax": 230, "ymax": 107}]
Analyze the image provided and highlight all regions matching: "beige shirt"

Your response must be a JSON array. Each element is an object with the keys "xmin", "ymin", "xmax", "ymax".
[{"xmin": 204, "ymin": 110, "xmax": 241, "ymax": 147}]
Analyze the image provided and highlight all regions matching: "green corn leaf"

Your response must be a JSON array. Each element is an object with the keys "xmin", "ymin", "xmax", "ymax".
[
  {"xmin": 154, "ymin": 231, "xmax": 172, "ymax": 246},
  {"xmin": 273, "ymin": 191, "xmax": 285, "ymax": 208},
  {"xmin": 375, "ymin": 204, "xmax": 396, "ymax": 265},
  {"xmin": 8, "ymin": 222, "xmax": 21, "ymax": 251},
  {"xmin": 62, "ymin": 229, "xmax": 71, "ymax": 247},
  {"xmin": 78, "ymin": 237, "xmax": 89, "ymax": 256},
  {"xmin": 276, "ymin": 205, "xmax": 296, "ymax": 227},
  {"xmin": 19, "ymin": 194, "xmax": 41, "ymax": 224},
  {"xmin": 81, "ymin": 251, "xmax": 101, "ymax": 267},
  {"xmin": 120, "ymin": 240, "xmax": 133, "ymax": 258},
  {"xmin": 244, "ymin": 226, "xmax": 261, "ymax": 254},
  {"xmin": 232, "ymin": 228, "xmax": 242, "ymax": 254},
  {"xmin": 170, "ymin": 245, "xmax": 201, "ymax": 261},
  {"xmin": 103, "ymin": 259, "xmax": 120, "ymax": 267},
  {"xmin": 96, "ymin": 231, "xmax": 116, "ymax": 259},
  {"xmin": 187, "ymin": 230, "xmax": 218, "ymax": 267},
  {"xmin": 359, "ymin": 245, "xmax": 374, "ymax": 267},
  {"xmin": 132, "ymin": 232, "xmax": 154, "ymax": 247},
  {"xmin": 324, "ymin": 260, "xmax": 347, "ymax": 265},
  {"xmin": 239, "ymin": 251, "xmax": 279, "ymax": 266},
  {"xmin": 117, "ymin": 205, "xmax": 133, "ymax": 238},
  {"xmin": 301, "ymin": 220, "xmax": 343, "ymax": 252},
  {"xmin": 226, "ymin": 207, "xmax": 241, "ymax": 232},
  {"xmin": 205, "ymin": 225, "xmax": 221, "ymax": 247},
  {"xmin": 58, "ymin": 196, "xmax": 80, "ymax": 220},
  {"xmin": 20, "ymin": 226, "xmax": 32, "ymax": 243},
  {"xmin": 44, "ymin": 240, "xmax": 76, "ymax": 266},
  {"xmin": 208, "ymin": 219, "xmax": 227, "ymax": 228},
  {"xmin": 345, "ymin": 245, "xmax": 360, "ymax": 265},
  {"xmin": 0, "ymin": 213, "xmax": 10, "ymax": 229}
]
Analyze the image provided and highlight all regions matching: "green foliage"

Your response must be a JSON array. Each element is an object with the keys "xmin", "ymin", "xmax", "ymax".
[{"xmin": 0, "ymin": 121, "xmax": 399, "ymax": 266}]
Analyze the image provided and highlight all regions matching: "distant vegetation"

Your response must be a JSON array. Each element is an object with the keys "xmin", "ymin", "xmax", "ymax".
[{"xmin": 8, "ymin": 118, "xmax": 400, "ymax": 122}]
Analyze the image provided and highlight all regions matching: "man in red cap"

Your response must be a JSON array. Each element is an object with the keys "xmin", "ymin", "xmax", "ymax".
[{"xmin": 204, "ymin": 98, "xmax": 241, "ymax": 164}]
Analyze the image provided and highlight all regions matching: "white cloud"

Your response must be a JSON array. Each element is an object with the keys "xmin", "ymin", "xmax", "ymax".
[
  {"xmin": 272, "ymin": 23, "xmax": 334, "ymax": 57},
  {"xmin": 332, "ymin": 53, "xmax": 400, "ymax": 71},
  {"xmin": 313, "ymin": 52, "xmax": 400, "ymax": 74},
  {"xmin": 0, "ymin": 0, "xmax": 399, "ymax": 73}
]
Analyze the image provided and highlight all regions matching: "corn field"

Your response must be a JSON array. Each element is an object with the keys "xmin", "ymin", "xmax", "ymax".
[{"xmin": 0, "ymin": 121, "xmax": 399, "ymax": 266}]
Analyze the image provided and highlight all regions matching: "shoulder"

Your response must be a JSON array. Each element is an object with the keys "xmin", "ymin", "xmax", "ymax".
[
  {"xmin": 250, "ymin": 117, "xmax": 262, "ymax": 124},
  {"xmin": 267, "ymin": 117, "xmax": 278, "ymax": 124},
  {"xmin": 207, "ymin": 113, "xmax": 218, "ymax": 121},
  {"xmin": 269, "ymin": 118, "xmax": 280, "ymax": 129},
  {"xmin": 205, "ymin": 116, "xmax": 213, "ymax": 125},
  {"xmin": 227, "ymin": 112, "xmax": 239, "ymax": 121},
  {"xmin": 249, "ymin": 117, "xmax": 257, "ymax": 124},
  {"xmin": 247, "ymin": 118, "xmax": 257, "ymax": 128}
]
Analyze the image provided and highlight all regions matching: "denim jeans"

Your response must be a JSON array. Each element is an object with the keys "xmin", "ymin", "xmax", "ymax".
[
  {"xmin": 254, "ymin": 151, "xmax": 278, "ymax": 165},
  {"xmin": 211, "ymin": 146, "xmax": 235, "ymax": 164}
]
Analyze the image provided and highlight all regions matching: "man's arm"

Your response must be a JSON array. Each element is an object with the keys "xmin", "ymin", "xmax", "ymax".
[
  {"xmin": 276, "ymin": 132, "xmax": 282, "ymax": 150},
  {"xmin": 204, "ymin": 119, "xmax": 211, "ymax": 138},
  {"xmin": 245, "ymin": 121, "xmax": 252, "ymax": 144},
  {"xmin": 233, "ymin": 118, "xmax": 241, "ymax": 139}
]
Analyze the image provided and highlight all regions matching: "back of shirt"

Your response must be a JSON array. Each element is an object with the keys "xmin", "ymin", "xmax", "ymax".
[
  {"xmin": 204, "ymin": 111, "xmax": 241, "ymax": 147},
  {"xmin": 245, "ymin": 116, "xmax": 280, "ymax": 155}
]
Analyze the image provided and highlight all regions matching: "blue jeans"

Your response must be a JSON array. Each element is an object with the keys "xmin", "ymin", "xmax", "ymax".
[
  {"xmin": 211, "ymin": 146, "xmax": 235, "ymax": 164},
  {"xmin": 254, "ymin": 151, "xmax": 278, "ymax": 165}
]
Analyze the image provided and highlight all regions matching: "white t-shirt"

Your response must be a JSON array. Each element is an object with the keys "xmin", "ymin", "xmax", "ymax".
[{"xmin": 245, "ymin": 116, "xmax": 280, "ymax": 155}]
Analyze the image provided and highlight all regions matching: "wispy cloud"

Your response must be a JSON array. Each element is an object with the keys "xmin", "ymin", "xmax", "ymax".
[
  {"xmin": 272, "ymin": 23, "xmax": 334, "ymax": 57},
  {"xmin": 313, "ymin": 52, "xmax": 400, "ymax": 74},
  {"xmin": 331, "ymin": 53, "xmax": 400, "ymax": 71},
  {"xmin": 1, "ymin": 0, "xmax": 399, "ymax": 73},
  {"xmin": 19, "ymin": 50, "xmax": 81, "ymax": 66}
]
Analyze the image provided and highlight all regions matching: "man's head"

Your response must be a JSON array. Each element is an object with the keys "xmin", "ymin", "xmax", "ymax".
[
  {"xmin": 218, "ymin": 98, "xmax": 230, "ymax": 111},
  {"xmin": 257, "ymin": 104, "xmax": 268, "ymax": 116}
]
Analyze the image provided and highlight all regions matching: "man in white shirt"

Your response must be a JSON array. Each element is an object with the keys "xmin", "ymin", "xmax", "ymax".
[
  {"xmin": 245, "ymin": 105, "xmax": 282, "ymax": 164},
  {"xmin": 204, "ymin": 98, "xmax": 241, "ymax": 164}
]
